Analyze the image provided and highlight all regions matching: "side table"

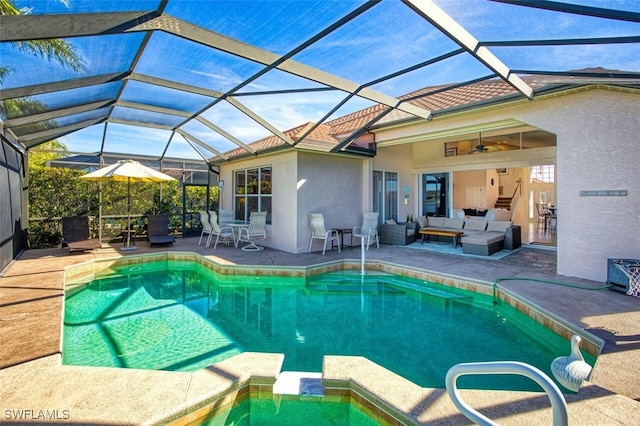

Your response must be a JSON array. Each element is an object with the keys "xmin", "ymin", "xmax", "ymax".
[{"xmin": 332, "ymin": 228, "xmax": 353, "ymax": 249}]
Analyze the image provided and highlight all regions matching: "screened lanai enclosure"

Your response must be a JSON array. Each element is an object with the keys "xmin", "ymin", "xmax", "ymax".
[{"xmin": 1, "ymin": 0, "xmax": 639, "ymax": 270}]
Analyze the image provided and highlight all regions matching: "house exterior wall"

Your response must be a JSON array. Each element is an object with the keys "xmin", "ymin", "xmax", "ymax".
[
  {"xmin": 218, "ymin": 150, "xmax": 299, "ymax": 252},
  {"xmin": 536, "ymin": 89, "xmax": 640, "ymax": 281},
  {"xmin": 372, "ymin": 143, "xmax": 415, "ymax": 221},
  {"xmin": 297, "ymin": 151, "xmax": 364, "ymax": 253},
  {"xmin": 373, "ymin": 87, "xmax": 639, "ymax": 282},
  {"xmin": 219, "ymin": 150, "xmax": 366, "ymax": 254}
]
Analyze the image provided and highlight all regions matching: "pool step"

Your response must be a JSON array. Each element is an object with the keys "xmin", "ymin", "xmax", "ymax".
[
  {"xmin": 385, "ymin": 278, "xmax": 472, "ymax": 301},
  {"xmin": 306, "ymin": 282, "xmax": 404, "ymax": 295},
  {"xmin": 273, "ymin": 371, "xmax": 325, "ymax": 396}
]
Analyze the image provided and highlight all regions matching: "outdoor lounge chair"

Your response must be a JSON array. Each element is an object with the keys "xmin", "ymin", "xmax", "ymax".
[
  {"xmin": 61, "ymin": 216, "xmax": 101, "ymax": 253},
  {"xmin": 147, "ymin": 214, "xmax": 176, "ymax": 247},
  {"xmin": 237, "ymin": 211, "xmax": 267, "ymax": 251},
  {"xmin": 308, "ymin": 213, "xmax": 341, "ymax": 255},
  {"xmin": 353, "ymin": 211, "xmax": 380, "ymax": 250}
]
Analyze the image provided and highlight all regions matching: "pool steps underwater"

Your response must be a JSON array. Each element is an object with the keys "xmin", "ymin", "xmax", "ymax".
[
  {"xmin": 307, "ymin": 274, "xmax": 473, "ymax": 303},
  {"xmin": 273, "ymin": 371, "xmax": 325, "ymax": 396}
]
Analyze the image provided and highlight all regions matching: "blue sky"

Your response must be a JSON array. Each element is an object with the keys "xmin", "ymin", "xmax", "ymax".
[{"xmin": 2, "ymin": 0, "xmax": 639, "ymax": 160}]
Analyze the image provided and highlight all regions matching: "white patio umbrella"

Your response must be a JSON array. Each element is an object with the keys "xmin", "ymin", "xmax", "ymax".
[{"xmin": 80, "ymin": 160, "xmax": 175, "ymax": 250}]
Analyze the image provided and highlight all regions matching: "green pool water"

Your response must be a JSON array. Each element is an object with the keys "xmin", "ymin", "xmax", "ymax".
[
  {"xmin": 63, "ymin": 260, "xmax": 594, "ymax": 391},
  {"xmin": 197, "ymin": 398, "xmax": 378, "ymax": 426}
]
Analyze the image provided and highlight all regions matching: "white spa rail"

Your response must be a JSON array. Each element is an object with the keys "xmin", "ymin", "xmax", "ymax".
[{"xmin": 445, "ymin": 361, "xmax": 568, "ymax": 426}]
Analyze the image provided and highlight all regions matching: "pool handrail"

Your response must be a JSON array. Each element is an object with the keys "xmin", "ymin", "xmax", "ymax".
[{"xmin": 445, "ymin": 361, "xmax": 568, "ymax": 426}]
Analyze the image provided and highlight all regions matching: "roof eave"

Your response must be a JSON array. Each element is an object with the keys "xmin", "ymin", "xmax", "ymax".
[{"xmin": 368, "ymin": 82, "xmax": 629, "ymax": 132}]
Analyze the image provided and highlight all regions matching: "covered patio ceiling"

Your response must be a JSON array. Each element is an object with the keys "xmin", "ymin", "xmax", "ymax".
[{"xmin": 1, "ymin": 0, "xmax": 639, "ymax": 168}]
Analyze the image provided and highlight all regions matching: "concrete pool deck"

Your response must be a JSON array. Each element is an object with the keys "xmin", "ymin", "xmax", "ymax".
[{"xmin": 1, "ymin": 238, "xmax": 639, "ymax": 425}]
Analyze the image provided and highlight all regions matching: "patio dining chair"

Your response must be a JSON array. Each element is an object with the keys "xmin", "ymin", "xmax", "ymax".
[
  {"xmin": 198, "ymin": 211, "xmax": 213, "ymax": 246},
  {"xmin": 535, "ymin": 203, "xmax": 550, "ymax": 232},
  {"xmin": 218, "ymin": 209, "xmax": 234, "ymax": 225},
  {"xmin": 207, "ymin": 211, "xmax": 235, "ymax": 249},
  {"xmin": 308, "ymin": 213, "xmax": 341, "ymax": 255},
  {"xmin": 353, "ymin": 211, "xmax": 380, "ymax": 250},
  {"xmin": 237, "ymin": 211, "xmax": 267, "ymax": 251}
]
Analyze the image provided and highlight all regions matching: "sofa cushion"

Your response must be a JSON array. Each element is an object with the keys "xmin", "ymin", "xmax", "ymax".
[
  {"xmin": 452, "ymin": 209, "xmax": 465, "ymax": 219},
  {"xmin": 487, "ymin": 220, "xmax": 512, "ymax": 233},
  {"xmin": 464, "ymin": 220, "xmax": 487, "ymax": 231},
  {"xmin": 461, "ymin": 232, "xmax": 504, "ymax": 245},
  {"xmin": 442, "ymin": 218, "xmax": 464, "ymax": 229},
  {"xmin": 427, "ymin": 216, "xmax": 445, "ymax": 227},
  {"xmin": 385, "ymin": 219, "xmax": 397, "ymax": 225},
  {"xmin": 417, "ymin": 216, "xmax": 428, "ymax": 228}
]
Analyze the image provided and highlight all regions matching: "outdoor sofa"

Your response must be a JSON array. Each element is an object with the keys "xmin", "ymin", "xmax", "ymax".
[{"xmin": 417, "ymin": 216, "xmax": 521, "ymax": 256}]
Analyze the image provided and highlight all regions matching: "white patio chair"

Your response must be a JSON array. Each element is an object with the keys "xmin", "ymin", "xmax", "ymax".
[
  {"xmin": 207, "ymin": 211, "xmax": 235, "ymax": 249},
  {"xmin": 237, "ymin": 211, "xmax": 267, "ymax": 251},
  {"xmin": 353, "ymin": 211, "xmax": 380, "ymax": 250},
  {"xmin": 218, "ymin": 208, "xmax": 234, "ymax": 225},
  {"xmin": 198, "ymin": 211, "xmax": 213, "ymax": 246},
  {"xmin": 308, "ymin": 213, "xmax": 341, "ymax": 255}
]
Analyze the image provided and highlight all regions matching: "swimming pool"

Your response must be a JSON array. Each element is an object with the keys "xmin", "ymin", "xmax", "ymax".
[{"xmin": 63, "ymin": 259, "xmax": 594, "ymax": 391}]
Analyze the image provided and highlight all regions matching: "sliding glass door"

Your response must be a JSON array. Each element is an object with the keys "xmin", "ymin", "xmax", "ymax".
[
  {"xmin": 422, "ymin": 173, "xmax": 448, "ymax": 217},
  {"xmin": 373, "ymin": 171, "xmax": 398, "ymax": 224}
]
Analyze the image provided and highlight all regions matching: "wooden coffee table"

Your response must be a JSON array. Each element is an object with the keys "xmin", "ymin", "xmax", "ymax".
[{"xmin": 418, "ymin": 229, "xmax": 464, "ymax": 248}]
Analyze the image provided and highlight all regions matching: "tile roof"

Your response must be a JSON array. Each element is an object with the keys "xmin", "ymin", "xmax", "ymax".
[{"xmin": 215, "ymin": 70, "xmax": 627, "ymax": 162}]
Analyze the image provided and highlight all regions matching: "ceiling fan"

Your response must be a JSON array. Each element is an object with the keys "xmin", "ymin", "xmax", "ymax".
[
  {"xmin": 468, "ymin": 132, "xmax": 490, "ymax": 153},
  {"xmin": 470, "ymin": 143, "xmax": 490, "ymax": 153}
]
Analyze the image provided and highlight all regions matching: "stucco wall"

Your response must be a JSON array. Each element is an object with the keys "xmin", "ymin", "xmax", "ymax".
[
  {"xmin": 218, "ymin": 150, "xmax": 299, "ymax": 252},
  {"xmin": 532, "ymin": 89, "xmax": 640, "ymax": 281},
  {"xmin": 219, "ymin": 150, "xmax": 366, "ymax": 254},
  {"xmin": 298, "ymin": 152, "xmax": 364, "ymax": 253},
  {"xmin": 373, "ymin": 87, "xmax": 639, "ymax": 281},
  {"xmin": 372, "ymin": 143, "xmax": 416, "ymax": 220}
]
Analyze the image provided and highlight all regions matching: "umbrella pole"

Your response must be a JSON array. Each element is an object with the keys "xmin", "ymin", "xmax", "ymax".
[
  {"xmin": 121, "ymin": 176, "xmax": 137, "ymax": 251},
  {"xmin": 99, "ymin": 182, "xmax": 103, "ymax": 243},
  {"xmin": 127, "ymin": 177, "xmax": 131, "ymax": 247}
]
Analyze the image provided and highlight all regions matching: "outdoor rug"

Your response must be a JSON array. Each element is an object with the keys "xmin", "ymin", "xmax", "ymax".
[{"xmin": 404, "ymin": 241, "xmax": 519, "ymax": 260}]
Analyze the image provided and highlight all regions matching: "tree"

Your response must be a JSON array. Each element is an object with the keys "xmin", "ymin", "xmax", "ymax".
[
  {"xmin": 27, "ymin": 142, "xmax": 97, "ymax": 247},
  {"xmin": 0, "ymin": 0, "xmax": 85, "ymax": 130},
  {"xmin": 0, "ymin": 0, "xmax": 84, "ymax": 73}
]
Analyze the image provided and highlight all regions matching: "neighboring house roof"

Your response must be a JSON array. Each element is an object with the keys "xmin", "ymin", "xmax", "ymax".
[{"xmin": 213, "ymin": 68, "xmax": 634, "ymax": 164}]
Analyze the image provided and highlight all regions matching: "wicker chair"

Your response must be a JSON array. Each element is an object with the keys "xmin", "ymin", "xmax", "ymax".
[{"xmin": 380, "ymin": 221, "xmax": 417, "ymax": 245}]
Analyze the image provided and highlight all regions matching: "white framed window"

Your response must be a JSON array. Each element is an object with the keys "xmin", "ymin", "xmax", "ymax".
[
  {"xmin": 234, "ymin": 166, "xmax": 272, "ymax": 224},
  {"xmin": 530, "ymin": 165, "xmax": 555, "ymax": 183}
]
